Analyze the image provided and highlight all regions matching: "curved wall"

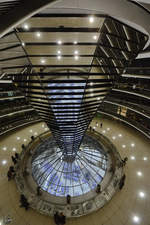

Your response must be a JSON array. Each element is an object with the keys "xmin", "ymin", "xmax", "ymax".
[
  {"xmin": 50, "ymin": 0, "xmax": 150, "ymax": 41},
  {"xmin": 0, "ymin": 0, "xmax": 150, "ymax": 45}
]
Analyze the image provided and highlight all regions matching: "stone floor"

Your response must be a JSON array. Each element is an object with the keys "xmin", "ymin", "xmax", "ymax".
[{"xmin": 0, "ymin": 117, "xmax": 150, "ymax": 225}]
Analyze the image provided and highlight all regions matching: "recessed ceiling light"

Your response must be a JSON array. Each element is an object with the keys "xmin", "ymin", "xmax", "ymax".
[
  {"xmin": 97, "ymin": 97, "xmax": 100, "ymax": 100},
  {"xmin": 57, "ymin": 40, "xmax": 62, "ymax": 45},
  {"xmin": 17, "ymin": 137, "xmax": 20, "ymax": 140},
  {"xmin": 74, "ymin": 55, "xmax": 79, "ymax": 60},
  {"xmin": 107, "ymin": 128, "xmax": 110, "ymax": 131},
  {"xmin": 41, "ymin": 59, "xmax": 45, "ymax": 64},
  {"xmin": 57, "ymin": 50, "xmax": 61, "ymax": 54},
  {"xmin": 24, "ymin": 139, "xmax": 27, "ymax": 142},
  {"xmin": 133, "ymin": 216, "xmax": 140, "ymax": 223},
  {"xmin": 42, "ymin": 124, "xmax": 45, "ymax": 128},
  {"xmin": 93, "ymin": 35, "xmax": 97, "ymax": 40},
  {"xmin": 139, "ymin": 191, "xmax": 145, "ymax": 198},
  {"xmin": 122, "ymin": 144, "xmax": 126, "ymax": 148},
  {"xmin": 36, "ymin": 32, "xmax": 41, "ymax": 38},
  {"xmin": 89, "ymin": 16, "xmax": 94, "ymax": 23},
  {"xmin": 74, "ymin": 50, "xmax": 78, "ymax": 55},
  {"xmin": 131, "ymin": 156, "xmax": 135, "ymax": 160},
  {"xmin": 112, "ymin": 136, "xmax": 116, "ymax": 140},
  {"xmin": 22, "ymin": 42, "xmax": 25, "ymax": 47},
  {"xmin": 34, "ymin": 132, "xmax": 38, "ymax": 135},
  {"xmin": 137, "ymin": 171, "xmax": 142, "ymax": 176},
  {"xmin": 74, "ymin": 41, "xmax": 77, "ymax": 44},
  {"xmin": 102, "ymin": 130, "xmax": 106, "ymax": 134},
  {"xmin": 93, "ymin": 126, "xmax": 96, "ymax": 129},
  {"xmin": 23, "ymin": 24, "xmax": 29, "ymax": 30},
  {"xmin": 30, "ymin": 129, "xmax": 33, "ymax": 133},
  {"xmin": 57, "ymin": 55, "xmax": 61, "ymax": 60},
  {"xmin": 131, "ymin": 143, "xmax": 135, "ymax": 147},
  {"xmin": 90, "ymin": 82, "xmax": 93, "ymax": 86},
  {"xmin": 45, "ymin": 128, "xmax": 48, "ymax": 131},
  {"xmin": 2, "ymin": 147, "xmax": 7, "ymax": 151},
  {"xmin": 2, "ymin": 160, "xmax": 7, "ymax": 165},
  {"xmin": 12, "ymin": 148, "xmax": 16, "ymax": 152},
  {"xmin": 143, "ymin": 157, "xmax": 147, "ymax": 161},
  {"xmin": 118, "ymin": 134, "xmax": 122, "ymax": 137}
]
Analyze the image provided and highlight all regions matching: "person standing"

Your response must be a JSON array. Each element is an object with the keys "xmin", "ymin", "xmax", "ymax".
[
  {"xmin": 66, "ymin": 194, "xmax": 71, "ymax": 204},
  {"xmin": 96, "ymin": 184, "xmax": 101, "ymax": 193},
  {"xmin": 7, "ymin": 170, "xmax": 12, "ymax": 181},
  {"xmin": 54, "ymin": 211, "xmax": 60, "ymax": 225},
  {"xmin": 37, "ymin": 186, "xmax": 42, "ymax": 196},
  {"xmin": 59, "ymin": 212, "xmax": 66, "ymax": 225},
  {"xmin": 15, "ymin": 153, "xmax": 19, "ymax": 160},
  {"xmin": 100, "ymin": 122, "xmax": 103, "ymax": 128},
  {"xmin": 11, "ymin": 156, "xmax": 17, "ymax": 164}
]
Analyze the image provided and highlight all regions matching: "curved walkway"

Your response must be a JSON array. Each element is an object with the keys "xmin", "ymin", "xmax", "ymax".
[{"xmin": 0, "ymin": 118, "xmax": 149, "ymax": 225}]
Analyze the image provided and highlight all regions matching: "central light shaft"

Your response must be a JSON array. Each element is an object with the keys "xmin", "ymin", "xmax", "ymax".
[{"xmin": 48, "ymin": 79, "xmax": 109, "ymax": 161}]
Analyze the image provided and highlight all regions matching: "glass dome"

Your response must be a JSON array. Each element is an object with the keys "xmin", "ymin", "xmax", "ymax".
[{"xmin": 32, "ymin": 135, "xmax": 107, "ymax": 197}]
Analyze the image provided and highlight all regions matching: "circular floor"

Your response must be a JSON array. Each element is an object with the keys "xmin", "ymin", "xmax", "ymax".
[{"xmin": 0, "ymin": 117, "xmax": 150, "ymax": 225}]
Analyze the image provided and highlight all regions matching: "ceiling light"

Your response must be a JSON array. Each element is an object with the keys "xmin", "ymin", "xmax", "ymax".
[
  {"xmin": 131, "ymin": 143, "xmax": 135, "ymax": 147},
  {"xmin": 57, "ymin": 50, "xmax": 61, "ymax": 54},
  {"xmin": 90, "ymin": 82, "xmax": 93, "ymax": 86},
  {"xmin": 122, "ymin": 144, "xmax": 126, "ymax": 148},
  {"xmin": 102, "ymin": 130, "xmax": 106, "ymax": 134},
  {"xmin": 17, "ymin": 137, "xmax": 20, "ymax": 140},
  {"xmin": 2, "ymin": 147, "xmax": 7, "ymax": 151},
  {"xmin": 23, "ymin": 24, "xmax": 29, "ymax": 30},
  {"xmin": 118, "ymin": 134, "xmax": 122, "ymax": 137},
  {"xmin": 2, "ymin": 160, "xmax": 7, "ymax": 165},
  {"xmin": 97, "ymin": 97, "xmax": 100, "ymax": 100},
  {"xmin": 42, "ymin": 124, "xmax": 45, "ymax": 128},
  {"xmin": 89, "ymin": 16, "xmax": 94, "ymax": 23},
  {"xmin": 58, "ymin": 40, "xmax": 62, "ymax": 45},
  {"xmin": 22, "ymin": 42, "xmax": 25, "ymax": 47},
  {"xmin": 45, "ymin": 128, "xmax": 48, "ymax": 131},
  {"xmin": 93, "ymin": 35, "xmax": 97, "ymax": 40},
  {"xmin": 137, "ymin": 171, "xmax": 142, "ymax": 176},
  {"xmin": 139, "ymin": 191, "xmax": 145, "ymax": 198},
  {"xmin": 41, "ymin": 59, "xmax": 45, "ymax": 64},
  {"xmin": 131, "ymin": 156, "xmax": 135, "ymax": 160},
  {"xmin": 143, "ymin": 157, "xmax": 147, "ymax": 161},
  {"xmin": 36, "ymin": 32, "xmax": 41, "ymax": 37},
  {"xmin": 12, "ymin": 148, "xmax": 16, "ymax": 152},
  {"xmin": 34, "ymin": 132, "xmax": 38, "ymax": 135},
  {"xmin": 74, "ymin": 50, "xmax": 78, "ymax": 55},
  {"xmin": 133, "ymin": 216, "xmax": 140, "ymax": 223},
  {"xmin": 57, "ymin": 55, "xmax": 61, "ymax": 60},
  {"xmin": 30, "ymin": 129, "xmax": 33, "ymax": 133},
  {"xmin": 93, "ymin": 126, "xmax": 96, "ymax": 129},
  {"xmin": 75, "ymin": 55, "xmax": 79, "ymax": 60},
  {"xmin": 107, "ymin": 128, "xmax": 110, "ymax": 131},
  {"xmin": 24, "ymin": 139, "xmax": 27, "ymax": 142},
  {"xmin": 112, "ymin": 136, "xmax": 116, "ymax": 140},
  {"xmin": 74, "ymin": 41, "xmax": 77, "ymax": 44}
]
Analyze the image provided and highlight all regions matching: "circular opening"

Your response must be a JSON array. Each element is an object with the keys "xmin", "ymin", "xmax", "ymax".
[{"xmin": 32, "ymin": 135, "xmax": 107, "ymax": 197}]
